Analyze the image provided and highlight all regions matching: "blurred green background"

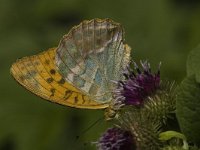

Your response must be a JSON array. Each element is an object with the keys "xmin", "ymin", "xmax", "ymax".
[{"xmin": 1, "ymin": 0, "xmax": 200, "ymax": 149}]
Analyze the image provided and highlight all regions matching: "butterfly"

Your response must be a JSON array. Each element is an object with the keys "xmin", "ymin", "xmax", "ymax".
[{"xmin": 10, "ymin": 18, "xmax": 131, "ymax": 114}]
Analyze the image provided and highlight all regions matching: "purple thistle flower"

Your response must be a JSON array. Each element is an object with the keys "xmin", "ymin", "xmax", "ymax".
[
  {"xmin": 114, "ymin": 61, "xmax": 160, "ymax": 106},
  {"xmin": 97, "ymin": 127, "xmax": 136, "ymax": 150}
]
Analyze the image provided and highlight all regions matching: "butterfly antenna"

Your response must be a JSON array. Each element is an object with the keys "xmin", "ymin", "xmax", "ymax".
[{"xmin": 76, "ymin": 116, "xmax": 104, "ymax": 140}]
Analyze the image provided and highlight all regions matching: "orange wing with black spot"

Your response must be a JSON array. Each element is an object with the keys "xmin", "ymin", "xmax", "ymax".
[{"xmin": 10, "ymin": 48, "xmax": 109, "ymax": 109}]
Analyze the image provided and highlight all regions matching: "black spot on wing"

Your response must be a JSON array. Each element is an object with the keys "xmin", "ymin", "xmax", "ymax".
[
  {"xmin": 64, "ymin": 90, "xmax": 72, "ymax": 99},
  {"xmin": 50, "ymin": 69, "xmax": 56, "ymax": 75},
  {"xmin": 58, "ymin": 78, "xmax": 65, "ymax": 84},
  {"xmin": 50, "ymin": 88, "xmax": 56, "ymax": 97},
  {"xmin": 74, "ymin": 96, "xmax": 78, "ymax": 104},
  {"xmin": 47, "ymin": 77, "xmax": 54, "ymax": 83}
]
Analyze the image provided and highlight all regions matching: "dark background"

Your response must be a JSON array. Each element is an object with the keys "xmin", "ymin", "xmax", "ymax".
[{"xmin": 1, "ymin": 0, "xmax": 200, "ymax": 149}]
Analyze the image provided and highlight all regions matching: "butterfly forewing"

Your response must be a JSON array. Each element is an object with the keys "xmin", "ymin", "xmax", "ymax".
[{"xmin": 11, "ymin": 48, "xmax": 109, "ymax": 109}]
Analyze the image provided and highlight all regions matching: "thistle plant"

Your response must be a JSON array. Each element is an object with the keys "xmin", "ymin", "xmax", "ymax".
[
  {"xmin": 96, "ymin": 61, "xmax": 176, "ymax": 150},
  {"xmin": 96, "ymin": 44, "xmax": 200, "ymax": 150}
]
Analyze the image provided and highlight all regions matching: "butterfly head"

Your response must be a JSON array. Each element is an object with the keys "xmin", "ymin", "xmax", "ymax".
[{"xmin": 104, "ymin": 106, "xmax": 118, "ymax": 121}]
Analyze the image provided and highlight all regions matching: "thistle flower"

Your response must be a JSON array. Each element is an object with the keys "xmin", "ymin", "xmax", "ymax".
[
  {"xmin": 102, "ymin": 61, "xmax": 177, "ymax": 149},
  {"xmin": 113, "ymin": 61, "xmax": 160, "ymax": 106},
  {"xmin": 96, "ymin": 127, "xmax": 136, "ymax": 150}
]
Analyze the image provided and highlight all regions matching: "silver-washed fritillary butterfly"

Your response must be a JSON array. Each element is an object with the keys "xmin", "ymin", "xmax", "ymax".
[{"xmin": 10, "ymin": 18, "xmax": 131, "ymax": 110}]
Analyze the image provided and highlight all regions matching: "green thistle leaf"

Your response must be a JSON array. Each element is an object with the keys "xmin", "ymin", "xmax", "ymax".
[
  {"xmin": 187, "ymin": 44, "xmax": 200, "ymax": 83},
  {"xmin": 176, "ymin": 75, "xmax": 200, "ymax": 145}
]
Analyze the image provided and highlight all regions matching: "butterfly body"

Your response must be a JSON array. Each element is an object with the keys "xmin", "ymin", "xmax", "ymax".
[{"xmin": 11, "ymin": 18, "xmax": 131, "ymax": 110}]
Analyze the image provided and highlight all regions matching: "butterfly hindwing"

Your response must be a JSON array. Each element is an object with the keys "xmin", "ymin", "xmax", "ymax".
[
  {"xmin": 11, "ymin": 48, "xmax": 109, "ymax": 109},
  {"xmin": 56, "ymin": 18, "xmax": 130, "ymax": 103}
]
